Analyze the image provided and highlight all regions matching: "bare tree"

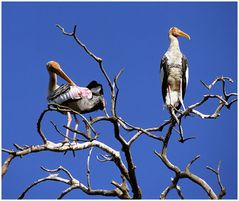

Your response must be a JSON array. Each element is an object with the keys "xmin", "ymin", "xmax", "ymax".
[{"xmin": 2, "ymin": 25, "xmax": 237, "ymax": 199}]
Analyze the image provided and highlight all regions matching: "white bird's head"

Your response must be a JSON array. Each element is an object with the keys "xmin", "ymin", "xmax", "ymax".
[{"xmin": 169, "ymin": 27, "xmax": 191, "ymax": 40}]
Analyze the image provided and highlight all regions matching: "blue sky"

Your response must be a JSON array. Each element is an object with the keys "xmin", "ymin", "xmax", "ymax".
[{"xmin": 2, "ymin": 2, "xmax": 237, "ymax": 199}]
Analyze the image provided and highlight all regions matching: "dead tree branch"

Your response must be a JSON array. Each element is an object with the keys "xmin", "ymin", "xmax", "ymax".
[
  {"xmin": 2, "ymin": 154, "xmax": 15, "ymax": 177},
  {"xmin": 86, "ymin": 147, "xmax": 93, "ymax": 189},
  {"xmin": 2, "ymin": 140, "xmax": 129, "ymax": 181},
  {"xmin": 153, "ymin": 75, "xmax": 237, "ymax": 199},
  {"xmin": 206, "ymin": 161, "xmax": 226, "ymax": 199},
  {"xmin": 160, "ymin": 176, "xmax": 184, "ymax": 199},
  {"xmin": 19, "ymin": 165, "xmax": 123, "ymax": 199}
]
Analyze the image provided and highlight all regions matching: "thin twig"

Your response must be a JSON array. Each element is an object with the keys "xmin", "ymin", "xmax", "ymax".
[
  {"xmin": 37, "ymin": 108, "xmax": 49, "ymax": 143},
  {"xmin": 185, "ymin": 155, "xmax": 201, "ymax": 172},
  {"xmin": 113, "ymin": 68, "xmax": 124, "ymax": 115},
  {"xmin": 63, "ymin": 125, "xmax": 91, "ymax": 141},
  {"xmin": 50, "ymin": 121, "xmax": 75, "ymax": 141},
  {"xmin": 96, "ymin": 153, "xmax": 113, "ymax": 162},
  {"xmin": 86, "ymin": 147, "xmax": 93, "ymax": 189},
  {"xmin": 13, "ymin": 144, "xmax": 24, "ymax": 151}
]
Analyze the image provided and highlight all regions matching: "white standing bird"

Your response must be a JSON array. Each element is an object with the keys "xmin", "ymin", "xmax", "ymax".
[{"xmin": 160, "ymin": 27, "xmax": 190, "ymax": 113}]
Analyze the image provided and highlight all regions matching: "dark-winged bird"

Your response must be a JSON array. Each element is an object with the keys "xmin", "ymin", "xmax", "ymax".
[
  {"xmin": 46, "ymin": 61, "xmax": 105, "ymax": 142},
  {"xmin": 160, "ymin": 27, "xmax": 190, "ymax": 113}
]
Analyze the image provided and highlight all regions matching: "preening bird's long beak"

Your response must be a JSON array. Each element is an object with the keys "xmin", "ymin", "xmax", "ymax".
[
  {"xmin": 47, "ymin": 61, "xmax": 77, "ymax": 86},
  {"xmin": 176, "ymin": 29, "xmax": 191, "ymax": 40},
  {"xmin": 56, "ymin": 68, "xmax": 77, "ymax": 86}
]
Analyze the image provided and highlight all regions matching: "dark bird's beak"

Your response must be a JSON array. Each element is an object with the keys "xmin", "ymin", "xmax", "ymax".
[
  {"xmin": 56, "ymin": 68, "xmax": 76, "ymax": 86},
  {"xmin": 47, "ymin": 61, "xmax": 76, "ymax": 86}
]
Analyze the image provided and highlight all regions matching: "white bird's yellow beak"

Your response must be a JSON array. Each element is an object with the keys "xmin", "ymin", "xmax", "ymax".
[{"xmin": 172, "ymin": 27, "xmax": 191, "ymax": 40}]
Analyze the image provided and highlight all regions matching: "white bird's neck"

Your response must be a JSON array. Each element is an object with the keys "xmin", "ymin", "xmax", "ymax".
[
  {"xmin": 165, "ymin": 34, "xmax": 182, "ymax": 65},
  {"xmin": 168, "ymin": 35, "xmax": 180, "ymax": 52}
]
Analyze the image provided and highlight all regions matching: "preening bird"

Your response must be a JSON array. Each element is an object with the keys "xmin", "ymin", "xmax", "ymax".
[
  {"xmin": 160, "ymin": 27, "xmax": 190, "ymax": 113},
  {"xmin": 46, "ymin": 61, "xmax": 105, "ymax": 142}
]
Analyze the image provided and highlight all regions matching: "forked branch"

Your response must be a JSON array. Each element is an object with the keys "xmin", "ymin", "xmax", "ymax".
[
  {"xmin": 207, "ymin": 161, "xmax": 226, "ymax": 199},
  {"xmin": 19, "ymin": 165, "xmax": 123, "ymax": 199}
]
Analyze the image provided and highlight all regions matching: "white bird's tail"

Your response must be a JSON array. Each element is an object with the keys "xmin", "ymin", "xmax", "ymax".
[{"xmin": 165, "ymin": 90, "xmax": 180, "ymax": 108}]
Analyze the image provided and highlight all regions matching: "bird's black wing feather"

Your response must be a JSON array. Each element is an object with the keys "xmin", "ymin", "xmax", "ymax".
[
  {"xmin": 47, "ymin": 83, "xmax": 71, "ymax": 101},
  {"xmin": 86, "ymin": 80, "xmax": 103, "ymax": 96},
  {"xmin": 181, "ymin": 55, "xmax": 188, "ymax": 99},
  {"xmin": 160, "ymin": 55, "xmax": 169, "ymax": 103}
]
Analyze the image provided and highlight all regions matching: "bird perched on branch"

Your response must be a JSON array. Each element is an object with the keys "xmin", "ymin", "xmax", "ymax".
[
  {"xmin": 160, "ymin": 27, "xmax": 190, "ymax": 115},
  {"xmin": 46, "ymin": 61, "xmax": 105, "ymax": 143}
]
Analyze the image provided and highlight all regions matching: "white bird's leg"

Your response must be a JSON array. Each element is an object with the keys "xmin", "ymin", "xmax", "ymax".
[
  {"xmin": 170, "ymin": 107, "xmax": 179, "ymax": 125},
  {"xmin": 170, "ymin": 107, "xmax": 184, "ymax": 141},
  {"xmin": 168, "ymin": 85, "xmax": 178, "ymax": 122},
  {"xmin": 64, "ymin": 112, "xmax": 72, "ymax": 143},
  {"xmin": 73, "ymin": 114, "xmax": 79, "ymax": 143},
  {"xmin": 167, "ymin": 85, "xmax": 184, "ymax": 139},
  {"xmin": 179, "ymin": 80, "xmax": 186, "ymax": 111}
]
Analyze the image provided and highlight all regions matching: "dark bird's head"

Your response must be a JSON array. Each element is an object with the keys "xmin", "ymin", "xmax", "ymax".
[
  {"xmin": 169, "ymin": 27, "xmax": 190, "ymax": 40},
  {"xmin": 46, "ymin": 61, "xmax": 61, "ymax": 72}
]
